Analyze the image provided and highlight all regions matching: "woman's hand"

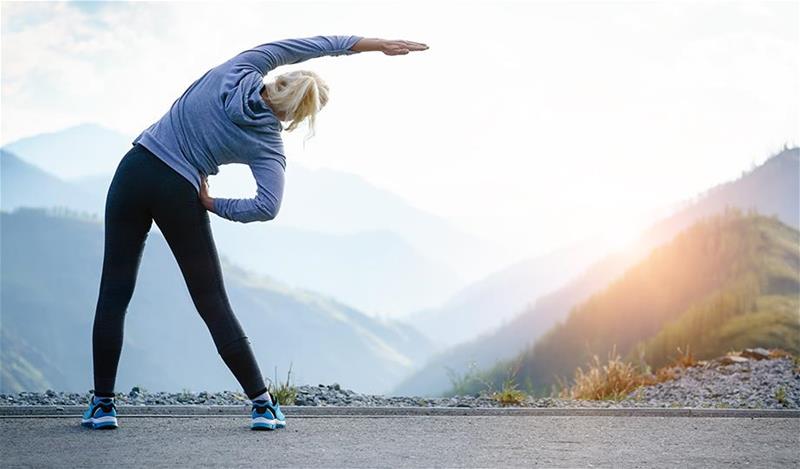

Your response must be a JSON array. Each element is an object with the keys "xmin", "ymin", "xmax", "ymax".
[
  {"xmin": 199, "ymin": 176, "xmax": 215, "ymax": 211},
  {"xmin": 381, "ymin": 39, "xmax": 428, "ymax": 56},
  {"xmin": 350, "ymin": 38, "xmax": 429, "ymax": 55}
]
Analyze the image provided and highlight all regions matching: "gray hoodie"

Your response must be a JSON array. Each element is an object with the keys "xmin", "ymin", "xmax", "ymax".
[{"xmin": 133, "ymin": 35, "xmax": 363, "ymax": 223}]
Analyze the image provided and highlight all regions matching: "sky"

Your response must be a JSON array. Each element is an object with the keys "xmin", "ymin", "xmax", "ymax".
[{"xmin": 2, "ymin": 0, "xmax": 798, "ymax": 260}]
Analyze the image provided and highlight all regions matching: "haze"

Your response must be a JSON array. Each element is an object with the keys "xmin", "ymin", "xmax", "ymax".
[{"xmin": 2, "ymin": 0, "xmax": 797, "ymax": 261}]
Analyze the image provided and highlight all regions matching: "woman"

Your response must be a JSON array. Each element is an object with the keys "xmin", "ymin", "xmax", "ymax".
[{"xmin": 81, "ymin": 35, "xmax": 429, "ymax": 431}]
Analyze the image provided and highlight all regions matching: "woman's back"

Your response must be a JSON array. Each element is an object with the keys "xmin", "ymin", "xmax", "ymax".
[
  {"xmin": 132, "ymin": 35, "xmax": 362, "ymax": 223},
  {"xmin": 133, "ymin": 52, "xmax": 285, "ymax": 192}
]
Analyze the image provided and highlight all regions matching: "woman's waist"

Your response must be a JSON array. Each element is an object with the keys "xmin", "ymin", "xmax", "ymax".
[{"xmin": 128, "ymin": 138, "xmax": 202, "ymax": 193}]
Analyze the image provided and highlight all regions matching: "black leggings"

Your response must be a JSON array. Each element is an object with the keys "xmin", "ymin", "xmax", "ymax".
[{"xmin": 92, "ymin": 143, "xmax": 266, "ymax": 399}]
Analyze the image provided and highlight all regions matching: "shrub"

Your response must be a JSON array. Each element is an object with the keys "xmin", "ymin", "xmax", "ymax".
[
  {"xmin": 269, "ymin": 363, "xmax": 297, "ymax": 405},
  {"xmin": 775, "ymin": 386, "xmax": 788, "ymax": 406},
  {"xmin": 492, "ymin": 379, "xmax": 527, "ymax": 406}
]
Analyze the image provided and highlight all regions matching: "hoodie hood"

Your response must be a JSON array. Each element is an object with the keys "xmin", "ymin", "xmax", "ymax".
[{"xmin": 222, "ymin": 70, "xmax": 283, "ymax": 131}]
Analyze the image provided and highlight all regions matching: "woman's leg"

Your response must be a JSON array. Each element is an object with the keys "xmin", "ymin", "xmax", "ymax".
[
  {"xmin": 149, "ymin": 162, "xmax": 267, "ymax": 399},
  {"xmin": 92, "ymin": 147, "xmax": 154, "ymax": 396}
]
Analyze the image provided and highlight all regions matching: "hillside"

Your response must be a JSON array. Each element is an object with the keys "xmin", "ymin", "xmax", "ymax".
[
  {"xmin": 0, "ymin": 208, "xmax": 435, "ymax": 394},
  {"xmin": 0, "ymin": 150, "xmax": 100, "ymax": 214},
  {"xmin": 484, "ymin": 211, "xmax": 799, "ymax": 395},
  {"xmin": 408, "ymin": 238, "xmax": 605, "ymax": 346},
  {"xmin": 393, "ymin": 147, "xmax": 800, "ymax": 396}
]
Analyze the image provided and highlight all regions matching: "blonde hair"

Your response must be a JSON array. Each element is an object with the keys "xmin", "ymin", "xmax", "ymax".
[{"xmin": 264, "ymin": 70, "xmax": 329, "ymax": 141}]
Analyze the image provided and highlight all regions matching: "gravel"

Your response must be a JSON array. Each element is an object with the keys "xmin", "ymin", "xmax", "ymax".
[
  {"xmin": 624, "ymin": 355, "xmax": 800, "ymax": 409},
  {"xmin": 2, "ymin": 356, "xmax": 797, "ymax": 410}
]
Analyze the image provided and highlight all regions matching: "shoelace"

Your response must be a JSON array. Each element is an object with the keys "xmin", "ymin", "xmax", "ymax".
[{"xmin": 92, "ymin": 400, "xmax": 115, "ymax": 415}]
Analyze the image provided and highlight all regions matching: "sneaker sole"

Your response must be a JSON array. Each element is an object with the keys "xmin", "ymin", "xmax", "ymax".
[
  {"xmin": 251, "ymin": 416, "xmax": 277, "ymax": 431},
  {"xmin": 251, "ymin": 424, "xmax": 276, "ymax": 431},
  {"xmin": 82, "ymin": 416, "xmax": 118, "ymax": 430}
]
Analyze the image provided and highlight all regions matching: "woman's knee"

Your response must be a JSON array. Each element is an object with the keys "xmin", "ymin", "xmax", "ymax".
[{"xmin": 217, "ymin": 336, "xmax": 253, "ymax": 357}]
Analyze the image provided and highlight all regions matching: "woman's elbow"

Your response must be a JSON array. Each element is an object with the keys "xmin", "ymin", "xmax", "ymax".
[{"xmin": 254, "ymin": 200, "xmax": 281, "ymax": 221}]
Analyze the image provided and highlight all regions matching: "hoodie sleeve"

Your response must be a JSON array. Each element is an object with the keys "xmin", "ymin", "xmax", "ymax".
[
  {"xmin": 219, "ymin": 35, "xmax": 362, "ymax": 125},
  {"xmin": 231, "ymin": 35, "xmax": 363, "ymax": 75},
  {"xmin": 211, "ymin": 156, "xmax": 285, "ymax": 223}
]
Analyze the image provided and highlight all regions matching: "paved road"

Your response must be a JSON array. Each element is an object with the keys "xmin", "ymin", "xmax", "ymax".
[{"xmin": 2, "ymin": 413, "xmax": 799, "ymax": 467}]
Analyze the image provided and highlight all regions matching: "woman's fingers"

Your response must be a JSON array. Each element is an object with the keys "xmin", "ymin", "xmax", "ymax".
[
  {"xmin": 383, "ymin": 43, "xmax": 408, "ymax": 55},
  {"xmin": 382, "ymin": 39, "xmax": 428, "ymax": 56},
  {"xmin": 200, "ymin": 176, "xmax": 210, "ymax": 196},
  {"xmin": 400, "ymin": 40, "xmax": 428, "ymax": 50}
]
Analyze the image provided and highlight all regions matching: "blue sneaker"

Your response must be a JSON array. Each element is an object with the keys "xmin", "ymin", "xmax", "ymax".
[
  {"xmin": 251, "ymin": 391, "xmax": 286, "ymax": 431},
  {"xmin": 81, "ymin": 397, "xmax": 118, "ymax": 430}
]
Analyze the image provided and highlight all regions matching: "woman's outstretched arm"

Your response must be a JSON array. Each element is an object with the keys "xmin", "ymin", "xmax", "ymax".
[
  {"xmin": 232, "ymin": 36, "xmax": 364, "ymax": 75},
  {"xmin": 230, "ymin": 36, "xmax": 429, "ymax": 75}
]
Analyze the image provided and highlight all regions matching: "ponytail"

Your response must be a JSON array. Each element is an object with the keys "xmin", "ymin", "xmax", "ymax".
[{"xmin": 263, "ymin": 70, "xmax": 330, "ymax": 142}]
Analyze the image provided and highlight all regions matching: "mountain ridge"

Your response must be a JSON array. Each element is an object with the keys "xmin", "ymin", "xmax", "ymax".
[
  {"xmin": 486, "ymin": 211, "xmax": 799, "ymax": 395},
  {"xmin": 392, "ymin": 147, "xmax": 800, "ymax": 396}
]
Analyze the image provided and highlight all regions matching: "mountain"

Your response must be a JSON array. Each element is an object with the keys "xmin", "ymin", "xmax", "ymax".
[
  {"xmin": 275, "ymin": 164, "xmax": 509, "ymax": 281},
  {"xmin": 1, "ymin": 123, "xmax": 131, "ymax": 179},
  {"xmin": 70, "ymin": 156, "xmax": 501, "ymax": 288},
  {"xmin": 408, "ymin": 238, "xmax": 606, "ymax": 346},
  {"xmin": 482, "ymin": 211, "xmax": 799, "ymax": 395},
  {"xmin": 392, "ymin": 147, "xmax": 800, "ymax": 396},
  {"xmin": 0, "ymin": 208, "xmax": 435, "ymax": 394},
  {"xmin": 640, "ymin": 146, "xmax": 799, "ymax": 249},
  {"xmin": 0, "ymin": 150, "xmax": 99, "ymax": 214},
  {"xmin": 208, "ymin": 222, "xmax": 462, "ymax": 316},
  {"xmin": 0, "ymin": 328, "xmax": 67, "ymax": 392},
  {"xmin": 3, "ymin": 124, "xmax": 508, "ymax": 280},
  {"xmin": 0, "ymin": 124, "xmax": 477, "ymax": 317}
]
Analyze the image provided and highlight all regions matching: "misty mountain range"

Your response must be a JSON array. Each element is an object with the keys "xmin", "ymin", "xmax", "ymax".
[
  {"xmin": 0, "ymin": 124, "xmax": 614, "ymax": 348},
  {"xmin": 2, "ymin": 124, "xmax": 494, "ymax": 317},
  {"xmin": 2, "ymin": 123, "xmax": 797, "ymax": 397}
]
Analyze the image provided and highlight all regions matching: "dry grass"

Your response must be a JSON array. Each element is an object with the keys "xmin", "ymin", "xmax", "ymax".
[
  {"xmin": 670, "ymin": 345, "xmax": 697, "ymax": 368},
  {"xmin": 768, "ymin": 348, "xmax": 793, "ymax": 359},
  {"xmin": 562, "ymin": 345, "xmax": 795, "ymax": 401},
  {"xmin": 561, "ymin": 347, "xmax": 656, "ymax": 401},
  {"xmin": 562, "ymin": 345, "xmax": 701, "ymax": 400},
  {"xmin": 652, "ymin": 345, "xmax": 700, "ymax": 383}
]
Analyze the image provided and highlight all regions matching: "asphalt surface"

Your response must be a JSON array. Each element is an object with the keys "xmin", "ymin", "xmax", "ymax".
[{"xmin": 2, "ymin": 411, "xmax": 799, "ymax": 467}]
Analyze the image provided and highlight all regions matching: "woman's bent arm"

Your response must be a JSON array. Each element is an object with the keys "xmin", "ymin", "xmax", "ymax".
[{"xmin": 206, "ymin": 157, "xmax": 285, "ymax": 223}]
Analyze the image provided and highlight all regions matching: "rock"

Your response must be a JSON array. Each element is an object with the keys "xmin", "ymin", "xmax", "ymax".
[
  {"xmin": 2, "ymin": 360, "xmax": 798, "ymax": 410},
  {"xmin": 719, "ymin": 355, "xmax": 749, "ymax": 365},
  {"xmin": 741, "ymin": 348, "xmax": 771, "ymax": 360}
]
